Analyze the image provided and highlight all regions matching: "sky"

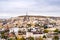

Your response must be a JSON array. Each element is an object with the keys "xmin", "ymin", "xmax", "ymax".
[{"xmin": 0, "ymin": 0, "xmax": 60, "ymax": 18}]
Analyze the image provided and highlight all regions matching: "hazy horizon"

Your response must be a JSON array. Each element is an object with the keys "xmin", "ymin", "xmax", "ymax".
[{"xmin": 0, "ymin": 0, "xmax": 60, "ymax": 17}]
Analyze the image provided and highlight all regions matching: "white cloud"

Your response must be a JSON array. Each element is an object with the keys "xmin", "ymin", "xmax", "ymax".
[{"xmin": 0, "ymin": 0, "xmax": 60, "ymax": 17}]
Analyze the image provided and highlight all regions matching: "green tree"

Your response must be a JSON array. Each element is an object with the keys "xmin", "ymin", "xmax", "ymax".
[
  {"xmin": 54, "ymin": 29, "xmax": 59, "ymax": 33},
  {"xmin": 44, "ymin": 24, "xmax": 48, "ymax": 29},
  {"xmin": 43, "ymin": 35, "xmax": 46, "ymax": 38},
  {"xmin": 27, "ymin": 24, "xmax": 31, "ymax": 27},
  {"xmin": 35, "ymin": 24, "xmax": 40, "ymax": 27},
  {"xmin": 16, "ymin": 37, "xmax": 26, "ymax": 40},
  {"xmin": 58, "ymin": 31, "xmax": 60, "ymax": 33},
  {"xmin": 20, "ymin": 37, "xmax": 26, "ymax": 40},
  {"xmin": 53, "ymin": 36, "xmax": 59, "ymax": 40},
  {"xmin": 8, "ymin": 37, "xmax": 16, "ymax": 40},
  {"xmin": 28, "ymin": 37, "xmax": 34, "ymax": 40},
  {"xmin": 54, "ymin": 29, "xmax": 59, "ymax": 35},
  {"xmin": 44, "ymin": 30, "xmax": 49, "ymax": 33},
  {"xmin": 39, "ymin": 37, "xmax": 43, "ymax": 40},
  {"xmin": 0, "ymin": 31, "xmax": 10, "ymax": 40}
]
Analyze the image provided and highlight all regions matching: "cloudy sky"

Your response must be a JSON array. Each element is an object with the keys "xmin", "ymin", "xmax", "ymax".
[{"xmin": 0, "ymin": 0, "xmax": 60, "ymax": 18}]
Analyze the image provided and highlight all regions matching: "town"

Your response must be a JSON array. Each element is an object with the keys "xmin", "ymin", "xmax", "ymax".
[{"xmin": 0, "ymin": 15, "xmax": 60, "ymax": 40}]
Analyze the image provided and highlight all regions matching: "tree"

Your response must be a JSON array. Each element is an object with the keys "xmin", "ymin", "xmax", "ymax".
[
  {"xmin": 1, "ymin": 31, "xmax": 5, "ymax": 38},
  {"xmin": 39, "ymin": 37, "xmax": 43, "ymax": 40},
  {"xmin": 54, "ymin": 29, "xmax": 59, "ymax": 33},
  {"xmin": 1, "ymin": 31, "xmax": 8, "ymax": 39},
  {"xmin": 28, "ymin": 37, "xmax": 34, "ymax": 40},
  {"xmin": 27, "ymin": 24, "xmax": 31, "ymax": 27},
  {"xmin": 44, "ymin": 30, "xmax": 49, "ymax": 33},
  {"xmin": 54, "ymin": 29, "xmax": 60, "ymax": 35},
  {"xmin": 53, "ymin": 36, "xmax": 59, "ymax": 40},
  {"xmin": 19, "ymin": 37, "xmax": 26, "ymax": 40},
  {"xmin": 35, "ymin": 24, "xmax": 40, "ymax": 27},
  {"xmin": 8, "ymin": 37, "xmax": 16, "ymax": 40},
  {"xmin": 28, "ymin": 29, "xmax": 31, "ymax": 32},
  {"xmin": 16, "ymin": 37, "xmax": 26, "ymax": 40},
  {"xmin": 43, "ymin": 24, "xmax": 48, "ymax": 29},
  {"xmin": 58, "ymin": 31, "xmax": 60, "ymax": 33},
  {"xmin": 43, "ymin": 35, "xmax": 46, "ymax": 38}
]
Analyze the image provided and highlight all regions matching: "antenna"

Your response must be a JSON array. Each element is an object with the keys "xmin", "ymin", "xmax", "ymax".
[
  {"xmin": 23, "ymin": 8, "xmax": 28, "ymax": 21},
  {"xmin": 26, "ymin": 8, "xmax": 28, "ymax": 16},
  {"xmin": 26, "ymin": 11, "xmax": 27, "ymax": 16}
]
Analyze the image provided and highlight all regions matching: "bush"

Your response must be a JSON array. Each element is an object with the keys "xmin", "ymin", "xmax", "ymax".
[
  {"xmin": 19, "ymin": 37, "xmax": 26, "ymax": 40},
  {"xmin": 8, "ymin": 37, "xmax": 16, "ymax": 40},
  {"xmin": 28, "ymin": 37, "xmax": 34, "ymax": 40},
  {"xmin": 44, "ymin": 24, "xmax": 48, "ymax": 29},
  {"xmin": 54, "ymin": 29, "xmax": 59, "ymax": 32},
  {"xmin": 53, "ymin": 36, "xmax": 59, "ymax": 40},
  {"xmin": 44, "ymin": 30, "xmax": 49, "ymax": 33},
  {"xmin": 27, "ymin": 24, "xmax": 31, "ymax": 27},
  {"xmin": 58, "ymin": 31, "xmax": 60, "ymax": 33},
  {"xmin": 16, "ymin": 36, "xmax": 25, "ymax": 40},
  {"xmin": 39, "ymin": 37, "xmax": 43, "ymax": 40},
  {"xmin": 35, "ymin": 24, "xmax": 40, "ymax": 27},
  {"xmin": 43, "ymin": 35, "xmax": 46, "ymax": 38}
]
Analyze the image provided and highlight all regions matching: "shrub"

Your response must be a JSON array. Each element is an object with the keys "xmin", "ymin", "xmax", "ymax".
[
  {"xmin": 28, "ymin": 37, "xmax": 34, "ymax": 40},
  {"xmin": 54, "ymin": 29, "xmax": 59, "ymax": 32},
  {"xmin": 39, "ymin": 37, "xmax": 43, "ymax": 40},
  {"xmin": 53, "ymin": 36, "xmax": 59, "ymax": 40},
  {"xmin": 43, "ymin": 35, "xmax": 46, "ymax": 38},
  {"xmin": 44, "ymin": 30, "xmax": 49, "ymax": 33}
]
